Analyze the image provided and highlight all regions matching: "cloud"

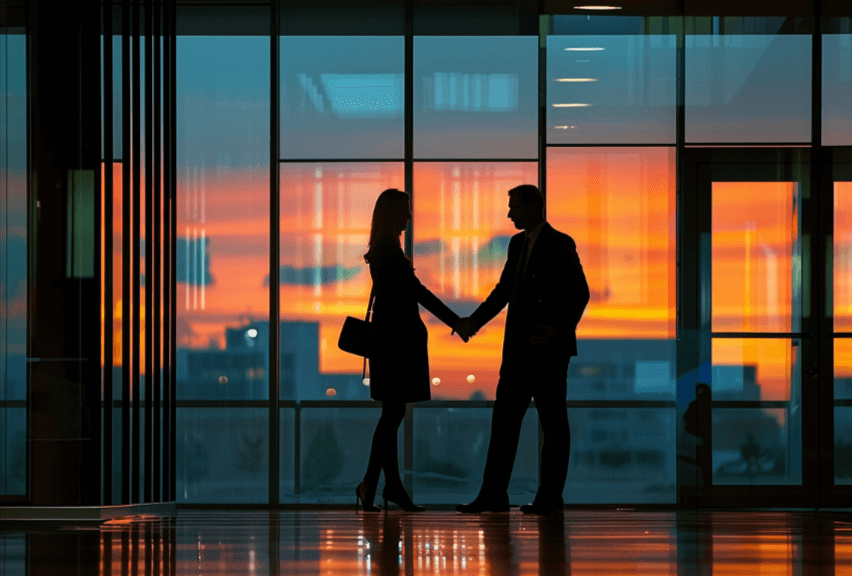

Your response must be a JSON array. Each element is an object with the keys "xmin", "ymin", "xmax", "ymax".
[
  {"xmin": 263, "ymin": 265, "xmax": 363, "ymax": 287},
  {"xmin": 413, "ymin": 239, "xmax": 445, "ymax": 256},
  {"xmin": 477, "ymin": 235, "xmax": 512, "ymax": 264}
]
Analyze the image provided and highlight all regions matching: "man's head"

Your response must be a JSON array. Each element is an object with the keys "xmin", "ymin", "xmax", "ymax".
[{"xmin": 507, "ymin": 184, "xmax": 545, "ymax": 232}]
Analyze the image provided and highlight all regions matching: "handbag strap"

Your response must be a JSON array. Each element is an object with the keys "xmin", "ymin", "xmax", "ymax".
[
  {"xmin": 362, "ymin": 285, "xmax": 375, "ymax": 381},
  {"xmin": 365, "ymin": 285, "xmax": 375, "ymax": 321}
]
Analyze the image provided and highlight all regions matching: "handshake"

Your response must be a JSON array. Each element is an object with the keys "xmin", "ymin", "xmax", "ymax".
[{"xmin": 452, "ymin": 317, "xmax": 479, "ymax": 343}]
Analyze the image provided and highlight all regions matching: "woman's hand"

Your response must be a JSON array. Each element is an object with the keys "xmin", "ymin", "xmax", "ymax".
[{"xmin": 452, "ymin": 317, "xmax": 478, "ymax": 343}]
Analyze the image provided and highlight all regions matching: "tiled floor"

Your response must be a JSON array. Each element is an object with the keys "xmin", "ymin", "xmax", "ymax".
[{"xmin": 3, "ymin": 509, "xmax": 852, "ymax": 574}]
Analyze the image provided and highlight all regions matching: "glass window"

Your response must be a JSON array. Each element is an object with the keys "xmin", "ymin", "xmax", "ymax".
[
  {"xmin": 836, "ymin": 182, "xmax": 852, "ymax": 331},
  {"xmin": 547, "ymin": 148, "xmax": 676, "ymax": 400},
  {"xmin": 712, "ymin": 407, "xmax": 801, "ymax": 485},
  {"xmin": 711, "ymin": 339, "xmax": 802, "ymax": 485},
  {"xmin": 822, "ymin": 35, "xmax": 852, "ymax": 146},
  {"xmin": 566, "ymin": 408, "xmax": 676, "ymax": 503},
  {"xmin": 836, "ymin": 407, "xmax": 852, "ymax": 484},
  {"xmin": 547, "ymin": 35, "xmax": 677, "ymax": 145},
  {"xmin": 712, "ymin": 182, "xmax": 800, "ymax": 333},
  {"xmin": 685, "ymin": 35, "xmax": 811, "ymax": 143},
  {"xmin": 279, "ymin": 162, "xmax": 404, "ymax": 400},
  {"xmin": 296, "ymin": 407, "xmax": 399, "ymax": 502},
  {"xmin": 412, "ymin": 162, "xmax": 538, "ymax": 400},
  {"xmin": 1, "ymin": 32, "xmax": 27, "ymax": 496},
  {"xmin": 176, "ymin": 35, "xmax": 270, "ymax": 400},
  {"xmin": 412, "ymin": 406, "xmax": 539, "ymax": 504},
  {"xmin": 177, "ymin": 408, "xmax": 269, "ymax": 503},
  {"xmin": 835, "ymin": 340, "xmax": 852, "ymax": 400},
  {"xmin": 280, "ymin": 37, "xmax": 404, "ymax": 160},
  {"xmin": 414, "ymin": 37, "xmax": 538, "ymax": 159}
]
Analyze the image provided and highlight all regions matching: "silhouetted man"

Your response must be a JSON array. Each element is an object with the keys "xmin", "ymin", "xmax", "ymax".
[{"xmin": 455, "ymin": 184, "xmax": 590, "ymax": 515}]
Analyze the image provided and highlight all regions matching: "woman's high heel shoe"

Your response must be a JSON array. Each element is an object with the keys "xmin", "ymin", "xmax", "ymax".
[
  {"xmin": 355, "ymin": 481, "xmax": 381, "ymax": 512},
  {"xmin": 382, "ymin": 485, "xmax": 425, "ymax": 512}
]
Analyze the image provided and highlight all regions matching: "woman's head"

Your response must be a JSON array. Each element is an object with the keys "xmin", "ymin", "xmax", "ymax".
[{"xmin": 365, "ymin": 189, "xmax": 411, "ymax": 262}]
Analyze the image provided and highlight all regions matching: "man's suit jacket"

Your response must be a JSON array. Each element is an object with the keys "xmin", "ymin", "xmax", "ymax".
[{"xmin": 470, "ymin": 222, "xmax": 590, "ymax": 380}]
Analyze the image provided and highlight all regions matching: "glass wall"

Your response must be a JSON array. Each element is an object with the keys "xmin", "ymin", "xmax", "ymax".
[
  {"xmin": 166, "ymin": 7, "xmax": 852, "ymax": 505},
  {"xmin": 0, "ymin": 30, "xmax": 27, "ymax": 496}
]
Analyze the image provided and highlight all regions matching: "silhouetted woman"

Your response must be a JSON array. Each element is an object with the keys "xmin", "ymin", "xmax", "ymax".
[{"xmin": 356, "ymin": 189, "xmax": 461, "ymax": 512}]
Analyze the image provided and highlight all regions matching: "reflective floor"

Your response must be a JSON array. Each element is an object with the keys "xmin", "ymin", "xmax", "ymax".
[{"xmin": 3, "ymin": 509, "xmax": 852, "ymax": 575}]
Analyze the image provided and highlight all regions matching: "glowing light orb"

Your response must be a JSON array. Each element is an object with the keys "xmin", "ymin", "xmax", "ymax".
[
  {"xmin": 362, "ymin": 378, "xmax": 370, "ymax": 386},
  {"xmin": 326, "ymin": 388, "xmax": 337, "ymax": 397},
  {"xmin": 431, "ymin": 377, "xmax": 441, "ymax": 386},
  {"xmin": 466, "ymin": 374, "xmax": 475, "ymax": 384}
]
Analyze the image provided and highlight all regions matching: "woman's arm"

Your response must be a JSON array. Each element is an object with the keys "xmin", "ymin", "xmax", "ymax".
[{"xmin": 413, "ymin": 275, "xmax": 460, "ymax": 328}]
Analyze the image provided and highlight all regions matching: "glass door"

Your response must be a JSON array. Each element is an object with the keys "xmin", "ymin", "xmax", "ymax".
[{"xmin": 684, "ymin": 147, "xmax": 818, "ymax": 507}]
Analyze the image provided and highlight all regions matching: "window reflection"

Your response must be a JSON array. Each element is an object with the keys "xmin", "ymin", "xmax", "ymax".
[
  {"xmin": 686, "ymin": 35, "xmax": 811, "ymax": 143},
  {"xmin": 712, "ymin": 182, "xmax": 799, "ymax": 333},
  {"xmin": 547, "ymin": 147, "xmax": 676, "ymax": 340},
  {"xmin": 835, "ymin": 182, "xmax": 852, "ymax": 330},
  {"xmin": 414, "ymin": 37, "xmax": 538, "ymax": 159},
  {"xmin": 279, "ymin": 163, "xmax": 404, "ymax": 400},
  {"xmin": 412, "ymin": 162, "xmax": 537, "ymax": 399},
  {"xmin": 823, "ymin": 35, "xmax": 852, "ymax": 146},
  {"xmin": 835, "ymin": 339, "xmax": 852, "ymax": 403},
  {"xmin": 1, "ymin": 32, "xmax": 27, "ymax": 496},
  {"xmin": 547, "ymin": 35, "xmax": 677, "ymax": 144},
  {"xmin": 176, "ymin": 36, "xmax": 270, "ymax": 400},
  {"xmin": 280, "ymin": 37, "xmax": 404, "ymax": 159}
]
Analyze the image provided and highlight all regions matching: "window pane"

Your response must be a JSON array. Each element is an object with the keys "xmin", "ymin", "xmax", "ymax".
[
  {"xmin": 412, "ymin": 406, "xmax": 538, "ymax": 504},
  {"xmin": 279, "ymin": 162, "xmax": 404, "ymax": 400},
  {"xmin": 297, "ymin": 407, "xmax": 400, "ymax": 503},
  {"xmin": 1, "ymin": 33, "xmax": 26, "ymax": 497},
  {"xmin": 712, "ymin": 182, "xmax": 799, "ymax": 333},
  {"xmin": 566, "ymin": 408, "xmax": 676, "ymax": 504},
  {"xmin": 712, "ymin": 338, "xmax": 800, "ymax": 402},
  {"xmin": 546, "ymin": 35, "xmax": 677, "ymax": 145},
  {"xmin": 685, "ymin": 35, "xmax": 811, "ymax": 143},
  {"xmin": 0, "ymin": 409, "xmax": 25, "ymax": 495},
  {"xmin": 412, "ymin": 162, "xmax": 538, "ymax": 400},
  {"xmin": 712, "ymin": 407, "xmax": 801, "ymax": 485},
  {"xmin": 279, "ymin": 408, "xmax": 295, "ymax": 502},
  {"xmin": 414, "ymin": 37, "xmax": 538, "ymax": 159},
  {"xmin": 547, "ymin": 148, "xmax": 676, "ymax": 400},
  {"xmin": 823, "ymin": 35, "xmax": 852, "ymax": 146},
  {"xmin": 836, "ymin": 339, "xmax": 852, "ymax": 400},
  {"xmin": 176, "ymin": 35, "xmax": 270, "ymax": 400},
  {"xmin": 280, "ymin": 37, "xmax": 404, "ymax": 160},
  {"xmin": 0, "ymin": 32, "xmax": 26, "ymax": 404},
  {"xmin": 177, "ymin": 408, "xmax": 269, "ymax": 503},
  {"xmin": 835, "ymin": 182, "xmax": 852, "ymax": 331},
  {"xmin": 836, "ymin": 407, "xmax": 852, "ymax": 484}
]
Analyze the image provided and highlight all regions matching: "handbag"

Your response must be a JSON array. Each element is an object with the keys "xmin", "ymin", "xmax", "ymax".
[{"xmin": 337, "ymin": 286, "xmax": 375, "ymax": 379}]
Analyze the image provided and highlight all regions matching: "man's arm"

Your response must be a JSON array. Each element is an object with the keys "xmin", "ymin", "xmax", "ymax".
[{"xmin": 566, "ymin": 237, "xmax": 590, "ymax": 327}]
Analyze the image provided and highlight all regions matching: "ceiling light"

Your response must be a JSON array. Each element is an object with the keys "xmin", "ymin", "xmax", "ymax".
[
  {"xmin": 566, "ymin": 47, "xmax": 605, "ymax": 51},
  {"xmin": 555, "ymin": 78, "xmax": 597, "ymax": 82},
  {"xmin": 553, "ymin": 103, "xmax": 591, "ymax": 107},
  {"xmin": 574, "ymin": 5, "xmax": 623, "ymax": 9}
]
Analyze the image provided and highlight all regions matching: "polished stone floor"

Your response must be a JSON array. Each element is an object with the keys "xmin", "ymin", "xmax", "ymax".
[{"xmin": 3, "ymin": 509, "xmax": 852, "ymax": 574}]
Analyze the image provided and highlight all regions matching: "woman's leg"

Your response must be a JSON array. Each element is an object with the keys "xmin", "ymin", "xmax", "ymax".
[{"xmin": 364, "ymin": 401, "xmax": 407, "ymax": 488}]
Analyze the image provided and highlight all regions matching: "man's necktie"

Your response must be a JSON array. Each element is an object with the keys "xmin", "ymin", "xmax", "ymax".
[{"xmin": 513, "ymin": 234, "xmax": 530, "ymax": 297}]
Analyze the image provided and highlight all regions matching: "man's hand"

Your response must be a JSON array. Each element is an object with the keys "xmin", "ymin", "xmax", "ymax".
[{"xmin": 452, "ymin": 317, "xmax": 479, "ymax": 343}]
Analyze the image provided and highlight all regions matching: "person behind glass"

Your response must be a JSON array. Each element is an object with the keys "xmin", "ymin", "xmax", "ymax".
[{"xmin": 356, "ymin": 189, "xmax": 468, "ymax": 512}]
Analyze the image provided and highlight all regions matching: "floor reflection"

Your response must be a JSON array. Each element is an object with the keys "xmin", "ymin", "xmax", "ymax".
[{"xmin": 2, "ymin": 510, "xmax": 852, "ymax": 575}]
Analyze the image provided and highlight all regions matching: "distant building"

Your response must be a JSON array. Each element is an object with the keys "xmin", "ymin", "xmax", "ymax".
[{"xmin": 177, "ymin": 320, "xmax": 369, "ymax": 401}]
